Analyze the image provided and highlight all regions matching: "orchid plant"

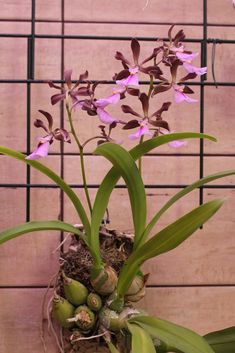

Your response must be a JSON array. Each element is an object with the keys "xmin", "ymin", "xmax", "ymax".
[{"xmin": 0, "ymin": 26, "xmax": 234, "ymax": 353}]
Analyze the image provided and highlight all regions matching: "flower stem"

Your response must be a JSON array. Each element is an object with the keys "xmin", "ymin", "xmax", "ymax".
[
  {"xmin": 138, "ymin": 75, "xmax": 154, "ymax": 175},
  {"xmin": 66, "ymin": 103, "xmax": 93, "ymax": 216}
]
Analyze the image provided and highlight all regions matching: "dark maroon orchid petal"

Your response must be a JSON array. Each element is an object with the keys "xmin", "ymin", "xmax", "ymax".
[
  {"xmin": 115, "ymin": 69, "xmax": 130, "ymax": 81},
  {"xmin": 38, "ymin": 110, "xmax": 53, "ymax": 131},
  {"xmin": 173, "ymin": 29, "xmax": 185, "ymax": 46},
  {"xmin": 149, "ymin": 119, "xmax": 170, "ymax": 130},
  {"xmin": 170, "ymin": 59, "xmax": 181, "ymax": 80},
  {"xmin": 34, "ymin": 119, "xmax": 49, "ymax": 133},
  {"xmin": 127, "ymin": 87, "xmax": 140, "ymax": 96},
  {"xmin": 48, "ymin": 81, "xmax": 62, "ymax": 90},
  {"xmin": 141, "ymin": 47, "xmax": 162, "ymax": 65},
  {"xmin": 81, "ymin": 99, "xmax": 93, "ymax": 110},
  {"xmin": 151, "ymin": 84, "xmax": 171, "ymax": 96},
  {"xmin": 151, "ymin": 102, "xmax": 171, "ymax": 118},
  {"xmin": 183, "ymin": 85, "xmax": 194, "ymax": 94},
  {"xmin": 121, "ymin": 104, "xmax": 141, "ymax": 117},
  {"xmin": 131, "ymin": 38, "xmax": 140, "ymax": 65},
  {"xmin": 79, "ymin": 70, "xmax": 89, "ymax": 82},
  {"xmin": 122, "ymin": 119, "xmax": 140, "ymax": 130},
  {"xmin": 53, "ymin": 128, "xmax": 71, "ymax": 143},
  {"xmin": 139, "ymin": 93, "xmax": 149, "ymax": 117},
  {"xmin": 115, "ymin": 51, "xmax": 131, "ymax": 65},
  {"xmin": 82, "ymin": 100, "xmax": 97, "ymax": 115},
  {"xmin": 73, "ymin": 87, "xmax": 90, "ymax": 96},
  {"xmin": 51, "ymin": 93, "xmax": 66, "ymax": 105},
  {"xmin": 64, "ymin": 69, "xmax": 72, "ymax": 88},
  {"xmin": 140, "ymin": 65, "xmax": 163, "ymax": 78},
  {"xmin": 109, "ymin": 121, "xmax": 117, "ymax": 130},
  {"xmin": 168, "ymin": 24, "xmax": 175, "ymax": 41},
  {"xmin": 179, "ymin": 72, "xmax": 197, "ymax": 82}
]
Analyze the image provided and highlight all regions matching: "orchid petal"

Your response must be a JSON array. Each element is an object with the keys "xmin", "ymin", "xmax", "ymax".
[
  {"xmin": 129, "ymin": 124, "xmax": 152, "ymax": 140},
  {"xmin": 71, "ymin": 96, "xmax": 84, "ymax": 110},
  {"xmin": 64, "ymin": 69, "xmax": 72, "ymax": 88},
  {"xmin": 116, "ymin": 73, "xmax": 139, "ymax": 88},
  {"xmin": 95, "ymin": 93, "xmax": 120, "ymax": 108},
  {"xmin": 51, "ymin": 93, "xmax": 66, "ymax": 105},
  {"xmin": 176, "ymin": 52, "xmax": 199, "ymax": 62},
  {"xmin": 183, "ymin": 62, "xmax": 207, "ymax": 76},
  {"xmin": 171, "ymin": 44, "xmax": 185, "ymax": 52},
  {"xmin": 96, "ymin": 108, "xmax": 117, "ymax": 124},
  {"xmin": 174, "ymin": 85, "xmax": 198, "ymax": 104},
  {"xmin": 129, "ymin": 67, "xmax": 139, "ymax": 75},
  {"xmin": 184, "ymin": 95, "xmax": 198, "ymax": 103},
  {"xmin": 168, "ymin": 140, "xmax": 188, "ymax": 148},
  {"xmin": 26, "ymin": 141, "xmax": 50, "ymax": 160},
  {"xmin": 174, "ymin": 90, "xmax": 186, "ymax": 103}
]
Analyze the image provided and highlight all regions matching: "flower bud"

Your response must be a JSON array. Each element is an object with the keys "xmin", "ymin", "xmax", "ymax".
[
  {"xmin": 52, "ymin": 294, "xmax": 75, "ymax": 328},
  {"xmin": 87, "ymin": 293, "xmax": 102, "ymax": 312},
  {"xmin": 62, "ymin": 273, "xmax": 89, "ymax": 306},
  {"xmin": 90, "ymin": 266, "xmax": 118, "ymax": 295}
]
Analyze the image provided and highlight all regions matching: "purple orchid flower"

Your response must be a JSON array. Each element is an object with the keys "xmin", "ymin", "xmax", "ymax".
[
  {"xmin": 115, "ymin": 39, "xmax": 162, "ymax": 88},
  {"xmin": 128, "ymin": 120, "xmax": 152, "ymax": 140},
  {"xmin": 26, "ymin": 110, "xmax": 70, "ymax": 160},
  {"xmin": 26, "ymin": 136, "xmax": 52, "ymax": 160},
  {"xmin": 174, "ymin": 85, "xmax": 198, "ymax": 104},
  {"xmin": 94, "ymin": 87, "xmax": 124, "ymax": 124},
  {"xmin": 116, "ymin": 67, "xmax": 139, "ymax": 88},
  {"xmin": 176, "ymin": 52, "xmax": 207, "ymax": 76},
  {"xmin": 122, "ymin": 93, "xmax": 171, "ymax": 140},
  {"xmin": 49, "ymin": 69, "xmax": 89, "ymax": 105}
]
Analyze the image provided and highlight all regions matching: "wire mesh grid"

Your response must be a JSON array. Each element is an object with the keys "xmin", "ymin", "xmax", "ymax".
[{"xmin": 0, "ymin": 0, "xmax": 234, "ymax": 289}]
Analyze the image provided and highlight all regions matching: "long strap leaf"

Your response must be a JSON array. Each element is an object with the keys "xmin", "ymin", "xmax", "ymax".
[
  {"xmin": 106, "ymin": 341, "xmax": 122, "ymax": 353},
  {"xmin": 127, "ymin": 322, "xmax": 156, "ymax": 353},
  {"xmin": 204, "ymin": 326, "xmax": 235, "ymax": 353},
  {"xmin": 129, "ymin": 315, "xmax": 215, "ymax": 353},
  {"xmin": 94, "ymin": 143, "xmax": 146, "ymax": 250},
  {"xmin": 140, "ymin": 170, "xmax": 235, "ymax": 246},
  {"xmin": 91, "ymin": 132, "xmax": 216, "ymax": 256},
  {"xmin": 0, "ymin": 146, "xmax": 90, "ymax": 236},
  {"xmin": 117, "ymin": 199, "xmax": 223, "ymax": 297},
  {"xmin": 0, "ymin": 220, "xmax": 87, "ymax": 245}
]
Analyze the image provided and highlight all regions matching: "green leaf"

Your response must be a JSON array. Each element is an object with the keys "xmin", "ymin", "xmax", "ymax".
[
  {"xmin": 117, "ymin": 199, "xmax": 223, "ymax": 297},
  {"xmin": 91, "ymin": 133, "xmax": 216, "ymax": 255},
  {"xmin": 204, "ymin": 326, "xmax": 235, "ymax": 353},
  {"xmin": 0, "ymin": 220, "xmax": 87, "ymax": 245},
  {"xmin": 129, "ymin": 315, "xmax": 215, "ymax": 353},
  {"xmin": 106, "ymin": 341, "xmax": 122, "ymax": 353},
  {"xmin": 93, "ymin": 143, "xmax": 147, "ymax": 251},
  {"xmin": 142, "ymin": 170, "xmax": 235, "ymax": 243},
  {"xmin": 130, "ymin": 132, "xmax": 216, "ymax": 160},
  {"xmin": 0, "ymin": 146, "xmax": 90, "ymax": 236},
  {"xmin": 127, "ymin": 322, "xmax": 156, "ymax": 353}
]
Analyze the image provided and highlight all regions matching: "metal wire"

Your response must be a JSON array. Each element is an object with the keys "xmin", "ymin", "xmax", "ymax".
[{"xmin": 0, "ymin": 0, "xmax": 235, "ymax": 289}]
